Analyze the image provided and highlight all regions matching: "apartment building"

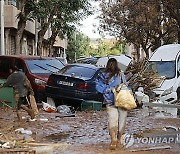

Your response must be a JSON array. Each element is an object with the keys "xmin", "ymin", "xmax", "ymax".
[{"xmin": 0, "ymin": 0, "xmax": 66, "ymax": 56}]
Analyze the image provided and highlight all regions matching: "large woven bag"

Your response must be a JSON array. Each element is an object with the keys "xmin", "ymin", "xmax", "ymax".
[{"xmin": 112, "ymin": 83, "xmax": 137, "ymax": 110}]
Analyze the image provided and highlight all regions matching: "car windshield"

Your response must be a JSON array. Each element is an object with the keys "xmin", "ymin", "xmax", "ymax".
[
  {"xmin": 26, "ymin": 59, "xmax": 64, "ymax": 74},
  {"xmin": 145, "ymin": 61, "xmax": 175, "ymax": 79},
  {"xmin": 58, "ymin": 65, "xmax": 97, "ymax": 78}
]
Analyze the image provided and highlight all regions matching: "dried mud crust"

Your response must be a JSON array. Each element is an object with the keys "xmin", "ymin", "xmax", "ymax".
[{"xmin": 0, "ymin": 107, "xmax": 179, "ymax": 154}]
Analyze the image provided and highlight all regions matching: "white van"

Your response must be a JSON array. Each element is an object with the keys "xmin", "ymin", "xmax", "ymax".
[{"xmin": 145, "ymin": 44, "xmax": 180, "ymax": 104}]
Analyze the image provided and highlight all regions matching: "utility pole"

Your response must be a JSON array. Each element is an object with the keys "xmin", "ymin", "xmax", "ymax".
[
  {"xmin": 1, "ymin": 0, "xmax": 5, "ymax": 55},
  {"xmin": 74, "ymin": 31, "xmax": 77, "ymax": 61},
  {"xmin": 35, "ymin": 19, "xmax": 38, "ymax": 55},
  {"xmin": 63, "ymin": 35, "xmax": 67, "ymax": 64},
  {"xmin": 34, "ymin": 0, "xmax": 39, "ymax": 55}
]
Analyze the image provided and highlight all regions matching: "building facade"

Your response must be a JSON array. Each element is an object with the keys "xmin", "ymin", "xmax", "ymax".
[{"xmin": 0, "ymin": 0, "xmax": 67, "ymax": 56}]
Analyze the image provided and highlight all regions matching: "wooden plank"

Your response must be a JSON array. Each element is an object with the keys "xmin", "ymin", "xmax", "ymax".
[
  {"xmin": 129, "ymin": 145, "xmax": 171, "ymax": 152},
  {"xmin": 143, "ymin": 102, "xmax": 180, "ymax": 109},
  {"xmin": 0, "ymin": 148, "xmax": 35, "ymax": 152},
  {"xmin": 24, "ymin": 142, "xmax": 70, "ymax": 147}
]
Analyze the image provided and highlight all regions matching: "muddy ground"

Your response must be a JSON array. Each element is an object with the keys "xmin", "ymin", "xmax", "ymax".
[{"xmin": 0, "ymin": 105, "xmax": 180, "ymax": 154}]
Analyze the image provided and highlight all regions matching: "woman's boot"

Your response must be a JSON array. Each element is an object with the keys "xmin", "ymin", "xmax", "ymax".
[
  {"xmin": 109, "ymin": 127, "xmax": 118, "ymax": 150},
  {"xmin": 117, "ymin": 109, "xmax": 127, "ymax": 149},
  {"xmin": 117, "ymin": 131, "xmax": 124, "ymax": 149}
]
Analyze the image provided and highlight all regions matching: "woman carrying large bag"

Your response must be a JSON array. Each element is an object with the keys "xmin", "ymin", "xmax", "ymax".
[{"xmin": 96, "ymin": 58, "xmax": 132, "ymax": 150}]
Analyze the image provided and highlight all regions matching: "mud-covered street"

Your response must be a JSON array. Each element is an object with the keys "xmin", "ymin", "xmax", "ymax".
[{"xmin": 0, "ymin": 106, "xmax": 180, "ymax": 154}]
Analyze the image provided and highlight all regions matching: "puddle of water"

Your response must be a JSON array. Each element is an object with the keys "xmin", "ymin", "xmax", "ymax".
[
  {"xmin": 134, "ymin": 126, "xmax": 179, "ymax": 138},
  {"xmin": 45, "ymin": 133, "xmax": 69, "ymax": 142},
  {"xmin": 153, "ymin": 107, "xmax": 177, "ymax": 118}
]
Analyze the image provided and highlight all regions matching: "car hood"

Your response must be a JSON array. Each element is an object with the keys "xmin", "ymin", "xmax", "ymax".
[{"xmin": 153, "ymin": 78, "xmax": 176, "ymax": 93}]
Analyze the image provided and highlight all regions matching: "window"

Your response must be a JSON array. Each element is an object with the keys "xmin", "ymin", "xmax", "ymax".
[
  {"xmin": 15, "ymin": 59, "xmax": 25, "ymax": 72},
  {"xmin": 10, "ymin": 36, "xmax": 15, "ymax": 55},
  {"xmin": 0, "ymin": 58, "xmax": 12, "ymax": 73},
  {"xmin": 59, "ymin": 65, "xmax": 97, "ymax": 78},
  {"xmin": 145, "ymin": 61, "xmax": 175, "ymax": 79},
  {"xmin": 26, "ymin": 59, "xmax": 64, "ymax": 74},
  {"xmin": 8, "ymin": 0, "xmax": 16, "ymax": 6}
]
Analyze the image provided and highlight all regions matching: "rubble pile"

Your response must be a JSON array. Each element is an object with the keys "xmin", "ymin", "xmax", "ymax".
[{"xmin": 125, "ymin": 58, "xmax": 165, "ymax": 96}]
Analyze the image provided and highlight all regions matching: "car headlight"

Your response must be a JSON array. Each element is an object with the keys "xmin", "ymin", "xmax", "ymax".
[
  {"xmin": 34, "ymin": 79, "xmax": 46, "ymax": 85},
  {"xmin": 161, "ymin": 87, "xmax": 173, "ymax": 96}
]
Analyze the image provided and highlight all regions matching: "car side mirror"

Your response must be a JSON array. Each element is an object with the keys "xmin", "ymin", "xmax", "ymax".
[{"xmin": 178, "ymin": 69, "xmax": 180, "ymax": 76}]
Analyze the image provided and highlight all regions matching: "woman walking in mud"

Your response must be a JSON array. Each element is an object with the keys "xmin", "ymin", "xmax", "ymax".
[{"xmin": 96, "ymin": 58, "xmax": 128, "ymax": 150}]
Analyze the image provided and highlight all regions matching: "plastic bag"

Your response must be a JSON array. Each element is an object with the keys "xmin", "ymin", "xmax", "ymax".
[
  {"xmin": 57, "ymin": 105, "xmax": 72, "ymax": 115},
  {"xmin": 42, "ymin": 102, "xmax": 57, "ymax": 113},
  {"xmin": 112, "ymin": 83, "xmax": 137, "ymax": 110}
]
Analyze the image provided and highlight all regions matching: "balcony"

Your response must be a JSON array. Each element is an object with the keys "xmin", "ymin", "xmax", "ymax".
[{"xmin": 3, "ymin": 4, "xmax": 35, "ymax": 35}]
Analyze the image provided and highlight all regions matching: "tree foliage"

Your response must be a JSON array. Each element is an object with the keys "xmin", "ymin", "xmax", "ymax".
[
  {"xmin": 87, "ymin": 38, "xmax": 126, "ymax": 57},
  {"xmin": 100, "ymin": 0, "xmax": 180, "ymax": 59},
  {"xmin": 67, "ymin": 30, "xmax": 90, "ymax": 61},
  {"xmin": 33, "ymin": 0, "xmax": 91, "ymax": 55},
  {"xmin": 15, "ymin": 0, "xmax": 91, "ymax": 55}
]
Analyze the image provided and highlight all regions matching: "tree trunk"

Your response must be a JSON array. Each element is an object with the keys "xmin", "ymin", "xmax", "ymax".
[
  {"xmin": 37, "ymin": 11, "xmax": 56, "ymax": 56},
  {"xmin": 49, "ymin": 31, "xmax": 58, "ymax": 56},
  {"xmin": 15, "ymin": 20, "xmax": 26, "ymax": 55},
  {"xmin": 49, "ymin": 44, "xmax": 54, "ymax": 56},
  {"xmin": 141, "ymin": 44, "xmax": 149, "ymax": 59},
  {"xmin": 178, "ymin": 24, "xmax": 180, "ymax": 43},
  {"xmin": 15, "ymin": 0, "xmax": 27, "ymax": 55},
  {"xmin": 37, "ymin": 36, "xmax": 43, "ymax": 56},
  {"xmin": 37, "ymin": 23, "xmax": 51, "ymax": 55},
  {"xmin": 144, "ymin": 48, "xmax": 149, "ymax": 59}
]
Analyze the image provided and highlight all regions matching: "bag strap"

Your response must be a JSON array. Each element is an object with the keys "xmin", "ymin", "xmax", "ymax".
[
  {"xmin": 118, "ymin": 71, "xmax": 123, "ymax": 84},
  {"xmin": 117, "ymin": 72, "xmax": 128, "ymax": 91},
  {"xmin": 116, "ymin": 72, "xmax": 123, "ymax": 91},
  {"xmin": 120, "ymin": 71, "xmax": 129, "ymax": 87}
]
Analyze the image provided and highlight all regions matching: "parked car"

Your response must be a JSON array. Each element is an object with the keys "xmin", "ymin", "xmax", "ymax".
[
  {"xmin": 96, "ymin": 55, "xmax": 132, "ymax": 72},
  {"xmin": 0, "ymin": 55, "xmax": 64, "ymax": 102},
  {"xmin": 144, "ymin": 44, "xmax": 180, "ymax": 104},
  {"xmin": 75, "ymin": 56, "xmax": 100, "ymax": 65},
  {"xmin": 55, "ymin": 57, "xmax": 68, "ymax": 65},
  {"xmin": 45, "ymin": 63, "xmax": 104, "ymax": 105}
]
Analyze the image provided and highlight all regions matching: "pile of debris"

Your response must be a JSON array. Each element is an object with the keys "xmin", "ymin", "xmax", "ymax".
[{"xmin": 125, "ymin": 58, "xmax": 165, "ymax": 97}]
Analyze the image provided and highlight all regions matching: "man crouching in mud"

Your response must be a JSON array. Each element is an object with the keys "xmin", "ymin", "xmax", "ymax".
[{"xmin": 0, "ymin": 65, "xmax": 35, "ymax": 120}]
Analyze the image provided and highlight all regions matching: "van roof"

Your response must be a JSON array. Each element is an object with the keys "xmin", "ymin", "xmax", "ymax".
[{"xmin": 150, "ymin": 44, "xmax": 180, "ymax": 61}]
